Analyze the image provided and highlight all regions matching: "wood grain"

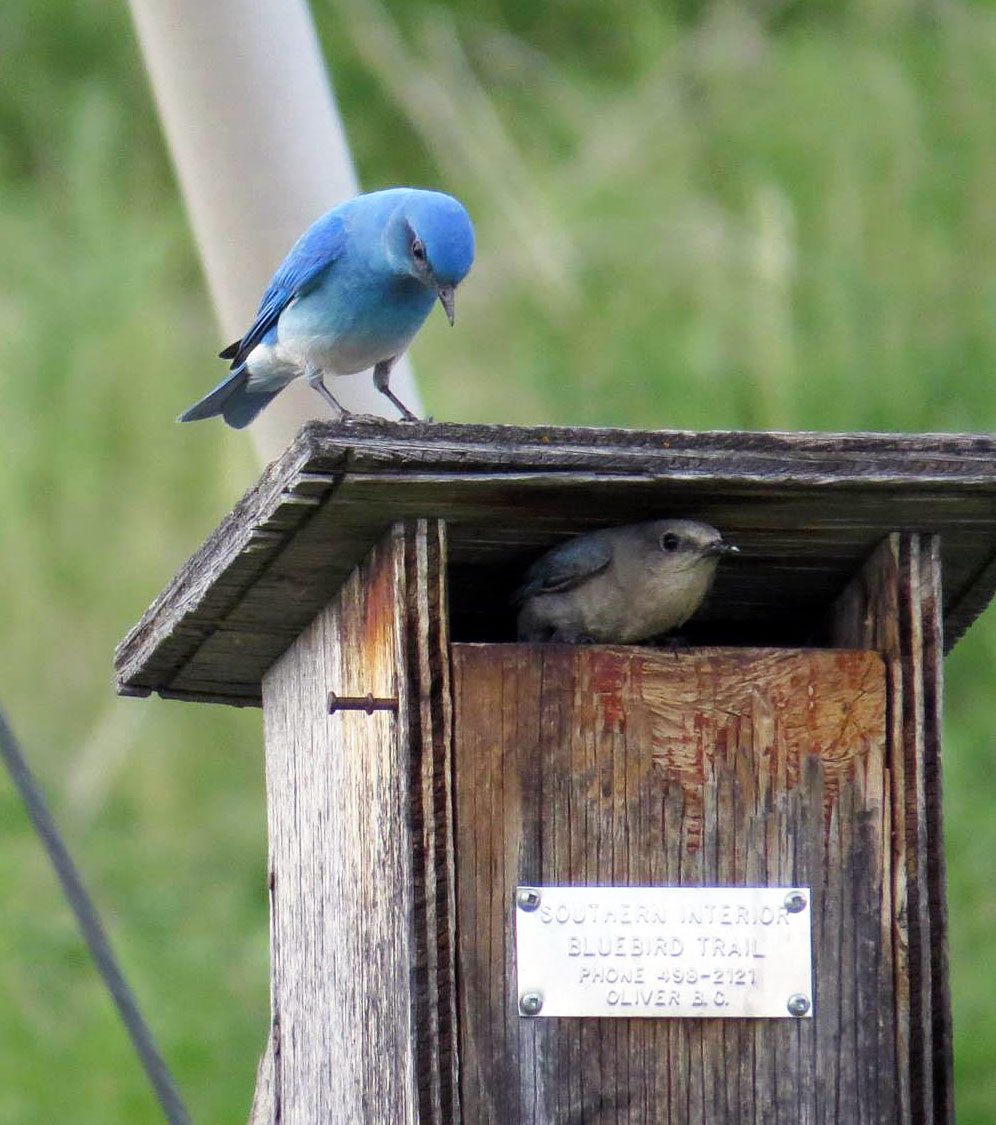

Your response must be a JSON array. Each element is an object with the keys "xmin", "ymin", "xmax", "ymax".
[
  {"xmin": 256, "ymin": 520, "xmax": 454, "ymax": 1123},
  {"xmin": 261, "ymin": 525, "xmax": 417, "ymax": 1123},
  {"xmin": 830, "ymin": 533, "xmax": 953, "ymax": 1123},
  {"xmin": 451, "ymin": 644, "xmax": 894, "ymax": 1123},
  {"xmin": 920, "ymin": 537, "xmax": 953, "ymax": 1124},
  {"xmin": 114, "ymin": 419, "xmax": 996, "ymax": 705},
  {"xmin": 402, "ymin": 520, "xmax": 460, "ymax": 1122}
]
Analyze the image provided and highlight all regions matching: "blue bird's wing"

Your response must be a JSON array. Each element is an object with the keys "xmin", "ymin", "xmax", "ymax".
[
  {"xmin": 220, "ymin": 213, "xmax": 348, "ymax": 367},
  {"xmin": 513, "ymin": 536, "xmax": 612, "ymax": 603}
]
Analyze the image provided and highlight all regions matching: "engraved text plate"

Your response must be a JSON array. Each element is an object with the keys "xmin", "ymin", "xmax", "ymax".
[{"xmin": 515, "ymin": 886, "xmax": 813, "ymax": 1019}]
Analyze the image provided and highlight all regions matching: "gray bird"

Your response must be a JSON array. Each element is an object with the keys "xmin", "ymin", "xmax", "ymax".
[{"xmin": 515, "ymin": 519, "xmax": 739, "ymax": 644}]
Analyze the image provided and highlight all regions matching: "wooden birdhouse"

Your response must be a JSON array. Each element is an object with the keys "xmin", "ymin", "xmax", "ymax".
[{"xmin": 115, "ymin": 420, "xmax": 996, "ymax": 1123}]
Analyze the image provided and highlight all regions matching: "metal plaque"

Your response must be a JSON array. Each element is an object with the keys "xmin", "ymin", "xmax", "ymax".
[{"xmin": 515, "ymin": 886, "xmax": 813, "ymax": 1019}]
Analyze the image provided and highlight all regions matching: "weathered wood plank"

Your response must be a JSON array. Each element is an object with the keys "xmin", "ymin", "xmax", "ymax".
[
  {"xmin": 402, "ymin": 520, "xmax": 461, "ymax": 1123},
  {"xmin": 829, "ymin": 532, "xmax": 952, "ymax": 1122},
  {"xmin": 451, "ymin": 644, "xmax": 891, "ymax": 1122},
  {"xmin": 829, "ymin": 536, "xmax": 911, "ymax": 1122},
  {"xmin": 898, "ymin": 537, "xmax": 935, "ymax": 1125},
  {"xmin": 920, "ymin": 537, "xmax": 954, "ymax": 1123},
  {"xmin": 261, "ymin": 526, "xmax": 418, "ymax": 1122},
  {"xmin": 293, "ymin": 418, "xmax": 996, "ymax": 479},
  {"xmin": 256, "ymin": 521, "xmax": 455, "ymax": 1122},
  {"xmin": 115, "ymin": 420, "xmax": 996, "ymax": 705}
]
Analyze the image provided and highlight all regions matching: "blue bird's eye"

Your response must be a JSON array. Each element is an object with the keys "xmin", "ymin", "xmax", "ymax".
[
  {"xmin": 411, "ymin": 237, "xmax": 426, "ymax": 263},
  {"xmin": 660, "ymin": 532, "xmax": 680, "ymax": 552}
]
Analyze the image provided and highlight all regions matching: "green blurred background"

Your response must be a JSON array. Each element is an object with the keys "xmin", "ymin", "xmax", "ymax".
[{"xmin": 3, "ymin": 0, "xmax": 996, "ymax": 1119}]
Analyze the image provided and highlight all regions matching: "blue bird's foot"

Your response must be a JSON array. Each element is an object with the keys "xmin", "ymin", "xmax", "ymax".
[
  {"xmin": 373, "ymin": 359, "xmax": 420, "ymax": 422},
  {"xmin": 306, "ymin": 369, "xmax": 349, "ymax": 418}
]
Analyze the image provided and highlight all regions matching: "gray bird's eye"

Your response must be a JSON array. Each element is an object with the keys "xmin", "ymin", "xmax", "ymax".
[
  {"xmin": 411, "ymin": 237, "xmax": 426, "ymax": 263},
  {"xmin": 660, "ymin": 532, "xmax": 680, "ymax": 552}
]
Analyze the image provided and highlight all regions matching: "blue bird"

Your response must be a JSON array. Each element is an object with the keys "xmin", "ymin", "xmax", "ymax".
[{"xmin": 179, "ymin": 187, "xmax": 475, "ymax": 428}]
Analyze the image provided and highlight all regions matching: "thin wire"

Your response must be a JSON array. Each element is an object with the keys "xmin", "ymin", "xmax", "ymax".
[{"xmin": 0, "ymin": 701, "xmax": 190, "ymax": 1124}]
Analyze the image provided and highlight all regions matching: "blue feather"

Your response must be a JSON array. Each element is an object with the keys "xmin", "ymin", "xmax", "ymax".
[
  {"xmin": 179, "ymin": 187, "xmax": 475, "ymax": 428},
  {"xmin": 225, "ymin": 212, "xmax": 347, "ymax": 368},
  {"xmin": 176, "ymin": 365, "xmax": 279, "ymax": 429},
  {"xmin": 221, "ymin": 387, "xmax": 281, "ymax": 429}
]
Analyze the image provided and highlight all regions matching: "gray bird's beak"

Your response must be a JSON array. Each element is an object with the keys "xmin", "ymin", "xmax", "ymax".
[
  {"xmin": 709, "ymin": 542, "xmax": 740, "ymax": 557},
  {"xmin": 437, "ymin": 284, "xmax": 456, "ymax": 326}
]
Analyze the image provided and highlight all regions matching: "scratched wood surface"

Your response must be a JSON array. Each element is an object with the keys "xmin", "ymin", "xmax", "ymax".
[
  {"xmin": 451, "ymin": 644, "xmax": 896, "ymax": 1124},
  {"xmin": 256, "ymin": 520, "xmax": 454, "ymax": 1123},
  {"xmin": 403, "ymin": 519, "xmax": 461, "ymax": 1122},
  {"xmin": 829, "ymin": 533, "xmax": 952, "ymax": 1123},
  {"xmin": 113, "ymin": 419, "xmax": 996, "ymax": 705}
]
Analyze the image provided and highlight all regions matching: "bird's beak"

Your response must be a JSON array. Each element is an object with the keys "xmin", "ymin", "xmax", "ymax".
[
  {"xmin": 709, "ymin": 542, "xmax": 740, "ymax": 558},
  {"xmin": 437, "ymin": 284, "xmax": 456, "ymax": 326}
]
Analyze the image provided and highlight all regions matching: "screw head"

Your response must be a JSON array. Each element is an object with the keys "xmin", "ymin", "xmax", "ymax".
[
  {"xmin": 519, "ymin": 992, "xmax": 543, "ymax": 1016},
  {"xmin": 517, "ymin": 887, "xmax": 541, "ymax": 912},
  {"xmin": 787, "ymin": 993, "xmax": 811, "ymax": 1017},
  {"xmin": 784, "ymin": 890, "xmax": 807, "ymax": 914}
]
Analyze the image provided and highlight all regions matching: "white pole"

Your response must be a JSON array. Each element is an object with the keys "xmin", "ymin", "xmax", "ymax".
[{"xmin": 127, "ymin": 0, "xmax": 421, "ymax": 463}]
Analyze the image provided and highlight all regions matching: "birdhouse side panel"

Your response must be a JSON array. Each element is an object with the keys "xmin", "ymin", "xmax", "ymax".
[{"xmin": 261, "ymin": 525, "xmax": 417, "ymax": 1124}]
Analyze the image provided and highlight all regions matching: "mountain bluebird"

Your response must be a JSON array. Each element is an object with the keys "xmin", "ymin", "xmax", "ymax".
[
  {"xmin": 515, "ymin": 519, "xmax": 739, "ymax": 644},
  {"xmin": 179, "ymin": 187, "xmax": 475, "ymax": 428}
]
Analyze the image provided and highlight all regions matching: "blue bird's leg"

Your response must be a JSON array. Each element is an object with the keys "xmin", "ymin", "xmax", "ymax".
[
  {"xmin": 305, "ymin": 366, "xmax": 350, "ymax": 418},
  {"xmin": 373, "ymin": 358, "xmax": 419, "ymax": 422}
]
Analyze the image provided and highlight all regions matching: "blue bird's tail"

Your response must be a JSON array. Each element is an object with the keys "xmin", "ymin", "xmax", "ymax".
[{"xmin": 178, "ymin": 367, "xmax": 280, "ymax": 430}]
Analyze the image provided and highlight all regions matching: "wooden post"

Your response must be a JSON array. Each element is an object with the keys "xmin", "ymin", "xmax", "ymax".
[
  {"xmin": 258, "ymin": 520, "xmax": 455, "ymax": 1122},
  {"xmin": 829, "ymin": 533, "xmax": 952, "ymax": 1123},
  {"xmin": 112, "ymin": 421, "xmax": 996, "ymax": 1124}
]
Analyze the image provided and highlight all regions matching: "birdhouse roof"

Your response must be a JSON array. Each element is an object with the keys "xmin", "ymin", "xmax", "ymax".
[{"xmin": 115, "ymin": 420, "xmax": 996, "ymax": 706}]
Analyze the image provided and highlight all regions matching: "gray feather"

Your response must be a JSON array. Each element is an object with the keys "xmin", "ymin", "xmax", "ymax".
[{"xmin": 513, "ymin": 535, "xmax": 612, "ymax": 603}]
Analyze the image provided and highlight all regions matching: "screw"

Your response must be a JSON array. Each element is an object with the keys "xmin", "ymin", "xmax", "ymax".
[
  {"xmin": 787, "ymin": 994, "xmax": 811, "ymax": 1017},
  {"xmin": 519, "ymin": 992, "xmax": 543, "ymax": 1016},
  {"xmin": 517, "ymin": 887, "xmax": 541, "ymax": 912},
  {"xmin": 784, "ymin": 890, "xmax": 807, "ymax": 914}
]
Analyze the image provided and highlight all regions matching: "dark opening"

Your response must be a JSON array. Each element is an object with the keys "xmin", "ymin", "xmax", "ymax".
[{"xmin": 445, "ymin": 552, "xmax": 844, "ymax": 649}]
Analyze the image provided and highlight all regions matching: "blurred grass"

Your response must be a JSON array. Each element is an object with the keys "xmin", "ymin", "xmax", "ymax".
[{"xmin": 3, "ymin": 0, "xmax": 996, "ymax": 1118}]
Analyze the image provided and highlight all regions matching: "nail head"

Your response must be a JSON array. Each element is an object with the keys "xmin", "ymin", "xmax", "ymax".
[
  {"xmin": 519, "ymin": 992, "xmax": 543, "ymax": 1016},
  {"xmin": 787, "ymin": 993, "xmax": 811, "ymax": 1017},
  {"xmin": 517, "ymin": 887, "xmax": 541, "ymax": 912}
]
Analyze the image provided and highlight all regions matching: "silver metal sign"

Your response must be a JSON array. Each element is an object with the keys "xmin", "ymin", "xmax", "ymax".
[{"xmin": 515, "ymin": 886, "xmax": 813, "ymax": 1019}]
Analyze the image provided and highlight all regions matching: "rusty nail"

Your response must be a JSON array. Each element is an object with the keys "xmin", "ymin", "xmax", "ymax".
[{"xmin": 328, "ymin": 691, "xmax": 399, "ymax": 715}]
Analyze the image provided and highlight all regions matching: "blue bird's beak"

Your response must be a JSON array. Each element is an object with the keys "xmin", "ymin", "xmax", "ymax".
[{"xmin": 436, "ymin": 285, "xmax": 456, "ymax": 326}]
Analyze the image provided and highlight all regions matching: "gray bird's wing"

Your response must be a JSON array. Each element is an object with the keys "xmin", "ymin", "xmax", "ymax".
[{"xmin": 514, "ymin": 535, "xmax": 612, "ymax": 603}]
